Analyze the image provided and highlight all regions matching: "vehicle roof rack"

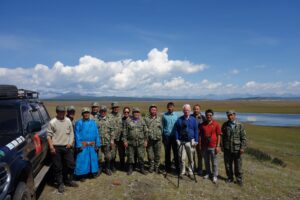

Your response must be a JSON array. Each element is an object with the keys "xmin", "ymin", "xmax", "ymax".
[
  {"xmin": 18, "ymin": 89, "xmax": 39, "ymax": 99},
  {"xmin": 0, "ymin": 85, "xmax": 39, "ymax": 99}
]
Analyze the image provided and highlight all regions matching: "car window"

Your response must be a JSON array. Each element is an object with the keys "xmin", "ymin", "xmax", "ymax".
[
  {"xmin": 31, "ymin": 110, "xmax": 42, "ymax": 123},
  {"xmin": 0, "ymin": 106, "xmax": 20, "ymax": 135},
  {"xmin": 22, "ymin": 106, "xmax": 33, "ymax": 131},
  {"xmin": 39, "ymin": 105, "xmax": 50, "ymax": 123}
]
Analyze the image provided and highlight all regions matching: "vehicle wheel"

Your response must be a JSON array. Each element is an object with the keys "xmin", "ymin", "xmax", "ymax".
[{"xmin": 13, "ymin": 182, "xmax": 32, "ymax": 200}]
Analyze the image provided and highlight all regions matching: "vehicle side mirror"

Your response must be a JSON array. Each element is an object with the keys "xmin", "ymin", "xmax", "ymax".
[{"xmin": 26, "ymin": 121, "xmax": 42, "ymax": 133}]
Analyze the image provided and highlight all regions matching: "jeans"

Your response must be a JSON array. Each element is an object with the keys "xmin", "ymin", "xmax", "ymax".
[{"xmin": 203, "ymin": 148, "xmax": 218, "ymax": 178}]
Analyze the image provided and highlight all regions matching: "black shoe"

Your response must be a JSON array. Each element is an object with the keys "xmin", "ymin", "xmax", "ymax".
[
  {"xmin": 127, "ymin": 164, "xmax": 133, "ymax": 175},
  {"xmin": 140, "ymin": 164, "xmax": 147, "ymax": 175},
  {"xmin": 237, "ymin": 180, "xmax": 243, "ymax": 186},
  {"xmin": 58, "ymin": 184, "xmax": 65, "ymax": 193},
  {"xmin": 226, "ymin": 178, "xmax": 234, "ymax": 183},
  {"xmin": 65, "ymin": 181, "xmax": 79, "ymax": 187},
  {"xmin": 149, "ymin": 167, "xmax": 154, "ymax": 173},
  {"xmin": 106, "ymin": 168, "xmax": 112, "ymax": 176}
]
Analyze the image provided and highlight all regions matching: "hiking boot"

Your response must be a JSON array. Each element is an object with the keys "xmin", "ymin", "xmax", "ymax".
[
  {"xmin": 127, "ymin": 164, "xmax": 133, "ymax": 175},
  {"xmin": 140, "ymin": 164, "xmax": 147, "ymax": 175},
  {"xmin": 226, "ymin": 178, "xmax": 234, "ymax": 183},
  {"xmin": 237, "ymin": 180, "xmax": 243, "ymax": 186},
  {"xmin": 111, "ymin": 160, "xmax": 116, "ymax": 173},
  {"xmin": 65, "ymin": 181, "xmax": 79, "ymax": 187},
  {"xmin": 58, "ymin": 184, "xmax": 65, "ymax": 193}
]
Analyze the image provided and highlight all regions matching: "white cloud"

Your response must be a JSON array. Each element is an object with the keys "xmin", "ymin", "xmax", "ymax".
[{"xmin": 0, "ymin": 48, "xmax": 299, "ymax": 98}]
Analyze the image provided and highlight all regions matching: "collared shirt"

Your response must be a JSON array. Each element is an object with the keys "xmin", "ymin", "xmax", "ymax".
[
  {"xmin": 162, "ymin": 111, "xmax": 178, "ymax": 136},
  {"xmin": 175, "ymin": 115, "xmax": 198, "ymax": 142},
  {"xmin": 200, "ymin": 120, "xmax": 222, "ymax": 149}
]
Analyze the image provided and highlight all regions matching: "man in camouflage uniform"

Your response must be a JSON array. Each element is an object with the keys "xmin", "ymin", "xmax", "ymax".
[
  {"xmin": 98, "ymin": 105, "xmax": 115, "ymax": 176},
  {"xmin": 90, "ymin": 102, "xmax": 100, "ymax": 121},
  {"xmin": 108, "ymin": 102, "xmax": 124, "ymax": 172},
  {"xmin": 221, "ymin": 110, "xmax": 247, "ymax": 186},
  {"xmin": 123, "ymin": 107, "xmax": 148, "ymax": 175},
  {"xmin": 144, "ymin": 104, "xmax": 162, "ymax": 173}
]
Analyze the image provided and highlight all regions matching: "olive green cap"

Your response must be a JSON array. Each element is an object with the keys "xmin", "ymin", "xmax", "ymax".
[
  {"xmin": 81, "ymin": 107, "xmax": 91, "ymax": 114},
  {"xmin": 56, "ymin": 105, "xmax": 66, "ymax": 112},
  {"xmin": 67, "ymin": 105, "xmax": 76, "ymax": 112},
  {"xmin": 132, "ymin": 107, "xmax": 140, "ymax": 113},
  {"xmin": 111, "ymin": 102, "xmax": 119, "ymax": 108},
  {"xmin": 91, "ymin": 102, "xmax": 99, "ymax": 107},
  {"xmin": 99, "ymin": 105, "xmax": 107, "ymax": 112},
  {"xmin": 226, "ymin": 110, "xmax": 236, "ymax": 116},
  {"xmin": 149, "ymin": 104, "xmax": 157, "ymax": 109}
]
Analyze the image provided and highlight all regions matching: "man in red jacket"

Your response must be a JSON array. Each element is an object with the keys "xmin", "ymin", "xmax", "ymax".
[{"xmin": 199, "ymin": 109, "xmax": 222, "ymax": 184}]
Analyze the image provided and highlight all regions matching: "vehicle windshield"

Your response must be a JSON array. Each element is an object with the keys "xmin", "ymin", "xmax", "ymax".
[{"xmin": 0, "ymin": 106, "xmax": 20, "ymax": 135}]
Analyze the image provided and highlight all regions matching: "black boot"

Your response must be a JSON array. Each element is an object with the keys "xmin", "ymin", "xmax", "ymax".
[
  {"xmin": 111, "ymin": 159, "xmax": 116, "ymax": 173},
  {"xmin": 58, "ymin": 183, "xmax": 65, "ymax": 193},
  {"xmin": 140, "ymin": 163, "xmax": 147, "ymax": 175},
  {"xmin": 105, "ymin": 160, "xmax": 112, "ymax": 176},
  {"xmin": 65, "ymin": 174, "xmax": 79, "ymax": 187},
  {"xmin": 127, "ymin": 164, "xmax": 133, "ymax": 175}
]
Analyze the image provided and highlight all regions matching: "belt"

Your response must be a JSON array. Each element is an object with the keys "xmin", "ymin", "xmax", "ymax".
[{"xmin": 81, "ymin": 141, "xmax": 96, "ymax": 147}]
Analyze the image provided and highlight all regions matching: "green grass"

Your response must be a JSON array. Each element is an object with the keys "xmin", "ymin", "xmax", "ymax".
[{"xmin": 39, "ymin": 100, "xmax": 300, "ymax": 199}]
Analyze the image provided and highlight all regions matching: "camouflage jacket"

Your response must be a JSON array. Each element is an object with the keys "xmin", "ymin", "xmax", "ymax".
[
  {"xmin": 108, "ymin": 112, "xmax": 123, "ymax": 141},
  {"xmin": 221, "ymin": 120, "xmax": 247, "ymax": 153},
  {"xmin": 90, "ymin": 113, "xmax": 100, "ymax": 128},
  {"xmin": 123, "ymin": 117, "xmax": 148, "ymax": 146},
  {"xmin": 144, "ymin": 114, "xmax": 162, "ymax": 141},
  {"xmin": 98, "ymin": 116, "xmax": 114, "ymax": 145}
]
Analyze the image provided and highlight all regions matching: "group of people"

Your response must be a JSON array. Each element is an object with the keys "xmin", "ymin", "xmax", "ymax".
[{"xmin": 46, "ymin": 101, "xmax": 247, "ymax": 193}]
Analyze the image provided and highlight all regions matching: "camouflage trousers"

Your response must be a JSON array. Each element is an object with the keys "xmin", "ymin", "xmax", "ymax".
[
  {"xmin": 146, "ymin": 139, "xmax": 161, "ymax": 169},
  {"xmin": 101, "ymin": 143, "xmax": 116, "ymax": 161},
  {"xmin": 127, "ymin": 144, "xmax": 145, "ymax": 164},
  {"xmin": 224, "ymin": 150, "xmax": 243, "ymax": 181}
]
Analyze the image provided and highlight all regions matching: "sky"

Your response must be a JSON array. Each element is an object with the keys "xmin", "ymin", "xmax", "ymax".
[{"xmin": 0, "ymin": 0, "xmax": 299, "ymax": 98}]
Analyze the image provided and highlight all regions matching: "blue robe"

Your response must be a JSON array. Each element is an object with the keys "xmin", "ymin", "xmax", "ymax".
[{"xmin": 74, "ymin": 119, "xmax": 101, "ymax": 176}]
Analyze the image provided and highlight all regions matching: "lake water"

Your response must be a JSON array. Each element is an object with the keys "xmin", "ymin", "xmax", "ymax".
[{"xmin": 174, "ymin": 111, "xmax": 300, "ymax": 127}]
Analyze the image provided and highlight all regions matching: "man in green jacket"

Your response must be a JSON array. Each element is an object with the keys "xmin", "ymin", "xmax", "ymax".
[
  {"xmin": 144, "ymin": 104, "xmax": 162, "ymax": 173},
  {"xmin": 221, "ymin": 110, "xmax": 247, "ymax": 186}
]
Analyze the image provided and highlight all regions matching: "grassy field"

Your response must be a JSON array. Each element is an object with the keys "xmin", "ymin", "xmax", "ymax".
[{"xmin": 39, "ymin": 100, "xmax": 300, "ymax": 200}]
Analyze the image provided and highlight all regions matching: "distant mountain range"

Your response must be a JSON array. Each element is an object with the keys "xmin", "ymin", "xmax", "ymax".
[{"xmin": 41, "ymin": 92, "xmax": 300, "ymax": 101}]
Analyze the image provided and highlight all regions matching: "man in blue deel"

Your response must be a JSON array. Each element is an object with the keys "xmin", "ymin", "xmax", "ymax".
[{"xmin": 74, "ymin": 107, "xmax": 101, "ymax": 179}]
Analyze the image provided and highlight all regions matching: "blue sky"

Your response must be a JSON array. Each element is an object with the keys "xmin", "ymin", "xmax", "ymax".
[{"xmin": 0, "ymin": 0, "xmax": 299, "ymax": 97}]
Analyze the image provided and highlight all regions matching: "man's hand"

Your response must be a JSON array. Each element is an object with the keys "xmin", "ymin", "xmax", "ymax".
[
  {"xmin": 110, "ymin": 140, "xmax": 115, "ymax": 148},
  {"xmin": 124, "ymin": 141, "xmax": 128, "ymax": 148},
  {"xmin": 176, "ymin": 140, "xmax": 180, "ymax": 146},
  {"xmin": 144, "ymin": 140, "xmax": 148, "ymax": 147},
  {"xmin": 50, "ymin": 146, "xmax": 56, "ymax": 154},
  {"xmin": 66, "ymin": 144, "xmax": 72, "ymax": 149},
  {"xmin": 240, "ymin": 149, "xmax": 244, "ymax": 155},
  {"xmin": 215, "ymin": 146, "xmax": 221, "ymax": 154},
  {"xmin": 191, "ymin": 139, "xmax": 198, "ymax": 147}
]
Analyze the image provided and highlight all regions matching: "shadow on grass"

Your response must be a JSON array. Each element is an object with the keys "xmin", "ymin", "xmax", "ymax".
[{"xmin": 245, "ymin": 147, "xmax": 287, "ymax": 167}]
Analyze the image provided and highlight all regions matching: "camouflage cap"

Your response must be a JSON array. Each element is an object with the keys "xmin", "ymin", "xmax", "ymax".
[
  {"xmin": 226, "ymin": 110, "xmax": 236, "ymax": 116},
  {"xmin": 56, "ymin": 105, "xmax": 66, "ymax": 112},
  {"xmin": 81, "ymin": 107, "xmax": 91, "ymax": 114},
  {"xmin": 111, "ymin": 102, "xmax": 119, "ymax": 108},
  {"xmin": 149, "ymin": 104, "xmax": 157, "ymax": 109},
  {"xmin": 91, "ymin": 102, "xmax": 99, "ymax": 107},
  {"xmin": 99, "ymin": 105, "xmax": 107, "ymax": 112},
  {"xmin": 67, "ymin": 105, "xmax": 76, "ymax": 112},
  {"xmin": 132, "ymin": 107, "xmax": 140, "ymax": 113}
]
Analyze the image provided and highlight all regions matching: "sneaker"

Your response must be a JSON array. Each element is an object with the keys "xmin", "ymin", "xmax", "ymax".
[
  {"xmin": 58, "ymin": 184, "xmax": 65, "ymax": 193},
  {"xmin": 203, "ymin": 174, "xmax": 209, "ymax": 179},
  {"xmin": 213, "ymin": 176, "xmax": 217, "ymax": 183}
]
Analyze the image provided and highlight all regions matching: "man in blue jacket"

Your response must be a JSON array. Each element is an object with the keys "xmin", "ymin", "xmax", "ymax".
[
  {"xmin": 74, "ymin": 107, "xmax": 101, "ymax": 180},
  {"xmin": 175, "ymin": 104, "xmax": 198, "ymax": 177},
  {"xmin": 162, "ymin": 102, "xmax": 179, "ymax": 173}
]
